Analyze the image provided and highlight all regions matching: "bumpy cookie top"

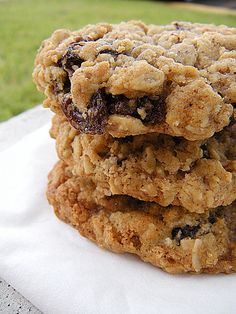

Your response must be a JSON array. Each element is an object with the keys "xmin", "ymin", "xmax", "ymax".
[{"xmin": 33, "ymin": 21, "xmax": 236, "ymax": 140}]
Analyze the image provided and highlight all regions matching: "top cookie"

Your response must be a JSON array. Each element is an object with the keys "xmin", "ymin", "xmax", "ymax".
[{"xmin": 33, "ymin": 21, "xmax": 236, "ymax": 140}]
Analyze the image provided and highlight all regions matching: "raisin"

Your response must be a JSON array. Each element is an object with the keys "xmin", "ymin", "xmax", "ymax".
[
  {"xmin": 59, "ymin": 45, "xmax": 84, "ymax": 73},
  {"xmin": 208, "ymin": 212, "xmax": 217, "ymax": 224},
  {"xmin": 60, "ymin": 96, "xmax": 84, "ymax": 130},
  {"xmin": 61, "ymin": 88, "xmax": 166, "ymax": 134},
  {"xmin": 53, "ymin": 75, "xmax": 71, "ymax": 95},
  {"xmin": 98, "ymin": 49, "xmax": 120, "ymax": 58},
  {"xmin": 171, "ymin": 224, "xmax": 200, "ymax": 245},
  {"xmin": 57, "ymin": 59, "xmax": 62, "ymax": 67},
  {"xmin": 72, "ymin": 39, "xmax": 91, "ymax": 45},
  {"xmin": 108, "ymin": 94, "xmax": 166, "ymax": 125},
  {"xmin": 136, "ymin": 96, "xmax": 166, "ymax": 124},
  {"xmin": 182, "ymin": 225, "xmax": 200, "ymax": 238},
  {"xmin": 119, "ymin": 136, "xmax": 133, "ymax": 143},
  {"xmin": 117, "ymin": 159, "xmax": 123, "ymax": 166},
  {"xmin": 63, "ymin": 76, "xmax": 71, "ymax": 93},
  {"xmin": 130, "ymin": 235, "xmax": 141, "ymax": 250},
  {"xmin": 173, "ymin": 22, "xmax": 183, "ymax": 30},
  {"xmin": 201, "ymin": 143, "xmax": 209, "ymax": 159},
  {"xmin": 108, "ymin": 94, "xmax": 136, "ymax": 116},
  {"xmin": 61, "ymin": 90, "xmax": 108, "ymax": 133},
  {"xmin": 172, "ymin": 227, "xmax": 180, "ymax": 237},
  {"xmin": 64, "ymin": 51, "xmax": 83, "ymax": 71}
]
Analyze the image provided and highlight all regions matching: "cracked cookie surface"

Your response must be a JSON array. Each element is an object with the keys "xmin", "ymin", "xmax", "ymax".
[
  {"xmin": 33, "ymin": 21, "xmax": 236, "ymax": 140},
  {"xmin": 47, "ymin": 160, "xmax": 236, "ymax": 274},
  {"xmin": 50, "ymin": 114, "xmax": 236, "ymax": 213}
]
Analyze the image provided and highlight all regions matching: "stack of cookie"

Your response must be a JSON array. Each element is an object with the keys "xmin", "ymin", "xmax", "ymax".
[{"xmin": 33, "ymin": 21, "xmax": 236, "ymax": 273}]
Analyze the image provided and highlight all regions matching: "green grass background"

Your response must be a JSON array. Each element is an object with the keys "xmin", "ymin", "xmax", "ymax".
[{"xmin": 0, "ymin": 0, "xmax": 236, "ymax": 121}]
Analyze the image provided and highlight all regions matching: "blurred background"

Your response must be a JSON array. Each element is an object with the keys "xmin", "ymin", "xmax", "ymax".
[{"xmin": 0, "ymin": 0, "xmax": 235, "ymax": 122}]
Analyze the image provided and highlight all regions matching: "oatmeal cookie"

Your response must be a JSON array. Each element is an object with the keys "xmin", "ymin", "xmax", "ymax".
[
  {"xmin": 47, "ymin": 160, "xmax": 236, "ymax": 274},
  {"xmin": 50, "ymin": 114, "xmax": 236, "ymax": 213},
  {"xmin": 33, "ymin": 21, "xmax": 236, "ymax": 140}
]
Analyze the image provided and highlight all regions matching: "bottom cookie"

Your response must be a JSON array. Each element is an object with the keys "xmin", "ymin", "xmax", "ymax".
[{"xmin": 47, "ymin": 161, "xmax": 236, "ymax": 274}]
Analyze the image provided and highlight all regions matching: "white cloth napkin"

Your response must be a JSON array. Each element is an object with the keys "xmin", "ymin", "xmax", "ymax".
[{"xmin": 0, "ymin": 123, "xmax": 235, "ymax": 314}]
